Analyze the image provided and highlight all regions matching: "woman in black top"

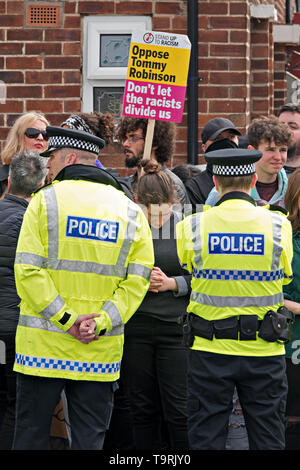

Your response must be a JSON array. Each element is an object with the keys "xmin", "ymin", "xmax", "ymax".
[{"xmin": 121, "ymin": 159, "xmax": 190, "ymax": 450}]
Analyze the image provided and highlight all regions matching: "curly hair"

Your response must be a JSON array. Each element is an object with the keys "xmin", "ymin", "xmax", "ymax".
[
  {"xmin": 116, "ymin": 117, "xmax": 175, "ymax": 163},
  {"xmin": 77, "ymin": 112, "xmax": 115, "ymax": 144},
  {"xmin": 62, "ymin": 112, "xmax": 115, "ymax": 145},
  {"xmin": 248, "ymin": 115, "xmax": 293, "ymax": 149}
]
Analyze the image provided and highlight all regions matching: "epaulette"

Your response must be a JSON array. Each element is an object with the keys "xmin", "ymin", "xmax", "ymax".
[{"xmin": 264, "ymin": 204, "xmax": 289, "ymax": 216}]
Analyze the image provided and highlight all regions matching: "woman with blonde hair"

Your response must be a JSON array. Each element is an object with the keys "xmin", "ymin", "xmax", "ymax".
[{"xmin": 0, "ymin": 112, "xmax": 49, "ymax": 197}]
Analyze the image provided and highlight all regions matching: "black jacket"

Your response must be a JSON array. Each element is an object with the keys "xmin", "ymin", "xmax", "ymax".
[
  {"xmin": 185, "ymin": 163, "xmax": 214, "ymax": 210},
  {"xmin": 185, "ymin": 138, "xmax": 239, "ymax": 212},
  {"xmin": 0, "ymin": 194, "xmax": 28, "ymax": 333}
]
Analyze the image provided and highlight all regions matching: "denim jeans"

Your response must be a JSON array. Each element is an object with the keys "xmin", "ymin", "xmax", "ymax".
[{"xmin": 122, "ymin": 314, "xmax": 189, "ymax": 450}]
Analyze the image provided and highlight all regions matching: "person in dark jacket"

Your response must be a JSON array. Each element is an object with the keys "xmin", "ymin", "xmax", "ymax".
[
  {"xmin": 0, "ymin": 151, "xmax": 47, "ymax": 449},
  {"xmin": 120, "ymin": 159, "xmax": 191, "ymax": 450},
  {"xmin": 184, "ymin": 117, "xmax": 241, "ymax": 212}
]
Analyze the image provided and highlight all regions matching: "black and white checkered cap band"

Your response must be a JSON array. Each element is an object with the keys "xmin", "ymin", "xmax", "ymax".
[
  {"xmin": 49, "ymin": 135, "xmax": 100, "ymax": 154},
  {"xmin": 213, "ymin": 163, "xmax": 256, "ymax": 176}
]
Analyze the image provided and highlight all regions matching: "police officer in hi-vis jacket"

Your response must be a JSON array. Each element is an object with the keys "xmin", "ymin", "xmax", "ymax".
[
  {"xmin": 176, "ymin": 148, "xmax": 294, "ymax": 450},
  {"xmin": 12, "ymin": 126, "xmax": 154, "ymax": 450}
]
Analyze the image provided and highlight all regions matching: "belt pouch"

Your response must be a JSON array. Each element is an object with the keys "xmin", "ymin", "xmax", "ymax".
[
  {"xmin": 258, "ymin": 310, "xmax": 287, "ymax": 342},
  {"xmin": 191, "ymin": 315, "xmax": 214, "ymax": 340},
  {"xmin": 239, "ymin": 315, "xmax": 258, "ymax": 341},
  {"xmin": 183, "ymin": 318, "xmax": 195, "ymax": 347},
  {"xmin": 213, "ymin": 316, "xmax": 239, "ymax": 340}
]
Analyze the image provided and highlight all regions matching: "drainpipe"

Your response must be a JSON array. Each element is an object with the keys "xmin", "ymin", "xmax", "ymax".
[
  {"xmin": 187, "ymin": 0, "xmax": 199, "ymax": 165},
  {"xmin": 286, "ymin": 0, "xmax": 291, "ymax": 24}
]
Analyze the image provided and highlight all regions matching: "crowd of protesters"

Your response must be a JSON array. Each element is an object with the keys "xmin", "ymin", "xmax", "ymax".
[{"xmin": 0, "ymin": 104, "xmax": 300, "ymax": 450}]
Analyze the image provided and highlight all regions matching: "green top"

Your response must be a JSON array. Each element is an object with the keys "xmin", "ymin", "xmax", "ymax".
[{"xmin": 283, "ymin": 231, "xmax": 300, "ymax": 359}]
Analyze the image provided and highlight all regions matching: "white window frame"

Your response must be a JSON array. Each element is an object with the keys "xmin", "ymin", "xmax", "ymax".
[{"xmin": 82, "ymin": 15, "xmax": 152, "ymax": 112}]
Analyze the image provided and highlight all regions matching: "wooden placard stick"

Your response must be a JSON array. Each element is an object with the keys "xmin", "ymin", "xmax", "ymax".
[
  {"xmin": 143, "ymin": 118, "xmax": 155, "ymax": 161},
  {"xmin": 139, "ymin": 118, "xmax": 155, "ymax": 177}
]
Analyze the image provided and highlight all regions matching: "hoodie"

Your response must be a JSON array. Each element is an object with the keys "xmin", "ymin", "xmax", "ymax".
[{"xmin": 205, "ymin": 168, "xmax": 288, "ymax": 207}]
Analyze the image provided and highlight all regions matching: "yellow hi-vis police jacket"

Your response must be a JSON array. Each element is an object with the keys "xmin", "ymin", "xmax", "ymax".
[
  {"xmin": 176, "ymin": 195, "xmax": 293, "ymax": 357},
  {"xmin": 13, "ymin": 176, "xmax": 154, "ymax": 381}
]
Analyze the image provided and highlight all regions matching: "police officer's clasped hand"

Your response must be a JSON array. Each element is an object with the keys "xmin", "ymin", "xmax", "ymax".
[{"xmin": 68, "ymin": 314, "xmax": 100, "ymax": 344}]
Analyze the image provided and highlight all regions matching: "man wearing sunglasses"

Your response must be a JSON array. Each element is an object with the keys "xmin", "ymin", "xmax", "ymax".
[{"xmin": 12, "ymin": 126, "xmax": 154, "ymax": 450}]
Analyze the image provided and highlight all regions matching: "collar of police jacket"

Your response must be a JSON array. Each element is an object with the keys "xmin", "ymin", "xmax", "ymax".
[
  {"xmin": 216, "ymin": 191, "xmax": 256, "ymax": 206},
  {"xmin": 55, "ymin": 164, "xmax": 124, "ymax": 193}
]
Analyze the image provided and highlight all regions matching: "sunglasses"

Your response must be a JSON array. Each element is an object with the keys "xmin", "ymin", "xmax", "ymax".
[{"xmin": 25, "ymin": 127, "xmax": 48, "ymax": 141}]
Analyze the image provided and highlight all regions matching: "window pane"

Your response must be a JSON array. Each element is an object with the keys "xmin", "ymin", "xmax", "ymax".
[
  {"xmin": 100, "ymin": 34, "xmax": 131, "ymax": 67},
  {"xmin": 93, "ymin": 87, "xmax": 124, "ymax": 116}
]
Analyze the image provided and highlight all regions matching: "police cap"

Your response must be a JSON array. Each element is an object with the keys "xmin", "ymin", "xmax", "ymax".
[
  {"xmin": 40, "ymin": 126, "xmax": 105, "ymax": 157},
  {"xmin": 205, "ymin": 148, "xmax": 262, "ymax": 177}
]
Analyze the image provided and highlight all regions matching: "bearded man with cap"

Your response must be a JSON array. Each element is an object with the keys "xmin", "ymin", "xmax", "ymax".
[
  {"xmin": 12, "ymin": 126, "xmax": 154, "ymax": 450},
  {"xmin": 176, "ymin": 148, "xmax": 293, "ymax": 450},
  {"xmin": 184, "ymin": 117, "xmax": 241, "ymax": 213}
]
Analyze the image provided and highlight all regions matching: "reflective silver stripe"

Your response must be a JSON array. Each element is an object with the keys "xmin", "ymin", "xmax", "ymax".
[
  {"xmin": 190, "ymin": 290, "xmax": 283, "ymax": 308},
  {"xmin": 17, "ymin": 190, "xmax": 145, "ymax": 282},
  {"xmin": 15, "ymin": 252, "xmax": 47, "ymax": 268},
  {"xmin": 191, "ymin": 213, "xmax": 202, "ymax": 270},
  {"xmin": 104, "ymin": 325, "xmax": 124, "ymax": 337},
  {"xmin": 101, "ymin": 300, "xmax": 122, "ymax": 328},
  {"xmin": 270, "ymin": 211, "xmax": 283, "ymax": 271},
  {"xmin": 15, "ymin": 252, "xmax": 127, "ymax": 278},
  {"xmin": 127, "ymin": 263, "xmax": 152, "ymax": 280},
  {"xmin": 18, "ymin": 314, "xmax": 124, "ymax": 337},
  {"xmin": 18, "ymin": 314, "xmax": 66, "ymax": 334},
  {"xmin": 44, "ymin": 186, "xmax": 59, "ymax": 260},
  {"xmin": 40, "ymin": 295, "xmax": 65, "ymax": 320},
  {"xmin": 116, "ymin": 201, "xmax": 139, "ymax": 267},
  {"xmin": 51, "ymin": 260, "xmax": 126, "ymax": 277}
]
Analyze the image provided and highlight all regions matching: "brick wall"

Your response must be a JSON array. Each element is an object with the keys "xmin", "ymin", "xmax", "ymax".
[
  {"xmin": 0, "ymin": 0, "xmax": 292, "ymax": 171},
  {"xmin": 250, "ymin": 18, "xmax": 274, "ymax": 120},
  {"xmin": 197, "ymin": 0, "xmax": 250, "ymax": 158}
]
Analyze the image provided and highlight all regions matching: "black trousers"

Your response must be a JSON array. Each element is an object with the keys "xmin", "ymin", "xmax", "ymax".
[
  {"xmin": 285, "ymin": 358, "xmax": 300, "ymax": 449},
  {"xmin": 121, "ymin": 315, "xmax": 189, "ymax": 450},
  {"xmin": 12, "ymin": 372, "xmax": 117, "ymax": 450},
  {"xmin": 188, "ymin": 350, "xmax": 288, "ymax": 450},
  {"xmin": 0, "ymin": 333, "xmax": 16, "ymax": 450}
]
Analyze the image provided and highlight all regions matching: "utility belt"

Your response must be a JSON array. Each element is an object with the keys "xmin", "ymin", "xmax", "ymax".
[{"xmin": 183, "ymin": 307, "xmax": 295, "ymax": 347}]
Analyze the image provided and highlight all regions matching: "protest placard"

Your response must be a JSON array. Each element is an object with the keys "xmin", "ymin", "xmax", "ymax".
[{"xmin": 122, "ymin": 31, "xmax": 191, "ymax": 124}]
